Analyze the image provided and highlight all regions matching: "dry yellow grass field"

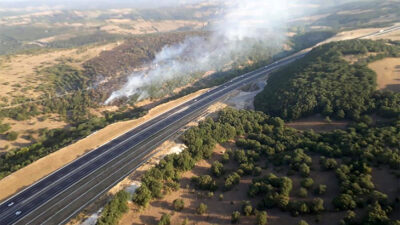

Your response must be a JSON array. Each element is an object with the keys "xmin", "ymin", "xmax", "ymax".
[
  {"xmin": 0, "ymin": 42, "xmax": 120, "ymax": 104},
  {"xmin": 0, "ymin": 114, "xmax": 66, "ymax": 152},
  {"xmin": 368, "ymin": 57, "xmax": 400, "ymax": 92},
  {"xmin": 0, "ymin": 88, "xmax": 208, "ymax": 202},
  {"xmin": 0, "ymin": 42, "xmax": 121, "ymax": 150},
  {"xmin": 101, "ymin": 19, "xmax": 205, "ymax": 35},
  {"xmin": 321, "ymin": 28, "xmax": 384, "ymax": 44}
]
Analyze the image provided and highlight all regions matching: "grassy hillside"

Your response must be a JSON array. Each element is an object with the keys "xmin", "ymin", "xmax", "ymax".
[
  {"xmin": 313, "ymin": 0, "xmax": 400, "ymax": 29},
  {"xmin": 0, "ymin": 4, "xmax": 215, "ymax": 55}
]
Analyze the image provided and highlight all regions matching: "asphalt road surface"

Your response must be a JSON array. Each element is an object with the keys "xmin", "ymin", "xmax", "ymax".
[{"xmin": 0, "ymin": 26, "xmax": 397, "ymax": 225}]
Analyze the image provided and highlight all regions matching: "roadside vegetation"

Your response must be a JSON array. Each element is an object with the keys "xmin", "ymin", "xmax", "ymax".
[
  {"xmin": 288, "ymin": 30, "xmax": 337, "ymax": 52},
  {"xmin": 0, "ymin": 107, "xmax": 147, "ymax": 179},
  {"xmin": 113, "ymin": 106, "xmax": 400, "ymax": 224},
  {"xmin": 99, "ymin": 39, "xmax": 400, "ymax": 224},
  {"xmin": 2, "ymin": 2, "xmax": 400, "ymax": 224},
  {"xmin": 97, "ymin": 190, "xmax": 130, "ymax": 225}
]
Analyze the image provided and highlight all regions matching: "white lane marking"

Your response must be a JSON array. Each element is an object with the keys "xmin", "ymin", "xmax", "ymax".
[
  {"xmin": 7, "ymin": 48, "xmax": 304, "ymax": 224},
  {"xmin": 10, "ymin": 69, "xmax": 264, "ymax": 224},
  {"xmin": 26, "ymin": 92, "xmax": 224, "ymax": 225},
  {"xmin": 50, "ymin": 82, "xmax": 241, "ymax": 225},
  {"xmin": 0, "ymin": 86, "xmax": 209, "ymax": 217}
]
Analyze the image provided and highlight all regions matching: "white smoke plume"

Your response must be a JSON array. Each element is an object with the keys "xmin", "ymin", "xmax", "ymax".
[{"xmin": 105, "ymin": 0, "xmax": 291, "ymax": 104}]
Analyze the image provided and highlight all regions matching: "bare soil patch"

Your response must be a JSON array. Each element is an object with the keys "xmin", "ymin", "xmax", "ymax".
[
  {"xmin": 286, "ymin": 114, "xmax": 348, "ymax": 132},
  {"xmin": 368, "ymin": 57, "xmax": 400, "ymax": 92},
  {"xmin": 371, "ymin": 167, "xmax": 400, "ymax": 201},
  {"xmin": 225, "ymin": 80, "xmax": 266, "ymax": 110},
  {"xmin": 0, "ymin": 88, "xmax": 208, "ymax": 201}
]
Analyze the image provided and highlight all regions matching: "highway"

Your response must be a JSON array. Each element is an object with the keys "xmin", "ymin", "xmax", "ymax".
[
  {"xmin": 0, "ymin": 25, "xmax": 397, "ymax": 225},
  {"xmin": 359, "ymin": 25, "xmax": 400, "ymax": 39}
]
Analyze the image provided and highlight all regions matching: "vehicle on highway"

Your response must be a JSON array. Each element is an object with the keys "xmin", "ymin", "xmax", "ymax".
[
  {"xmin": 15, "ymin": 211, "xmax": 21, "ymax": 216},
  {"xmin": 8, "ymin": 202, "xmax": 14, "ymax": 207}
]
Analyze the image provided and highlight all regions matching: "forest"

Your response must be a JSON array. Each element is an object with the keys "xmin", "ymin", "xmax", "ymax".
[
  {"xmin": 0, "ymin": 29, "xmax": 285, "ymax": 179},
  {"xmin": 254, "ymin": 39, "xmax": 400, "ymax": 121},
  {"xmin": 101, "ymin": 107, "xmax": 400, "ymax": 225},
  {"xmin": 98, "ymin": 39, "xmax": 400, "ymax": 225},
  {"xmin": 83, "ymin": 31, "xmax": 206, "ymax": 79}
]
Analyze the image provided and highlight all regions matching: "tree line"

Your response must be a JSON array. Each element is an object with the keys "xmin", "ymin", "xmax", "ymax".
[{"xmin": 255, "ymin": 39, "xmax": 400, "ymax": 121}]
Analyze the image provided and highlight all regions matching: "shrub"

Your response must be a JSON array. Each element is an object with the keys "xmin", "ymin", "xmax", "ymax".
[
  {"xmin": 197, "ymin": 203, "xmax": 207, "ymax": 215},
  {"xmin": 173, "ymin": 198, "xmax": 185, "ymax": 211},
  {"xmin": 298, "ymin": 220, "xmax": 309, "ymax": 225},
  {"xmin": 253, "ymin": 166, "xmax": 262, "ymax": 176},
  {"xmin": 311, "ymin": 198, "xmax": 325, "ymax": 213},
  {"xmin": 242, "ymin": 201, "xmax": 253, "ymax": 216},
  {"xmin": 299, "ymin": 163, "xmax": 310, "ymax": 177},
  {"xmin": 298, "ymin": 188, "xmax": 308, "ymax": 198},
  {"xmin": 222, "ymin": 152, "xmax": 230, "ymax": 163},
  {"xmin": 314, "ymin": 184, "xmax": 327, "ymax": 195},
  {"xmin": 341, "ymin": 210, "xmax": 356, "ymax": 225},
  {"xmin": 211, "ymin": 161, "xmax": 224, "ymax": 177},
  {"xmin": 333, "ymin": 194, "xmax": 357, "ymax": 210},
  {"xmin": 5, "ymin": 131, "xmax": 18, "ymax": 141},
  {"xmin": 158, "ymin": 213, "xmax": 171, "ymax": 225},
  {"xmin": 256, "ymin": 211, "xmax": 268, "ymax": 225},
  {"xmin": 320, "ymin": 157, "xmax": 338, "ymax": 170},
  {"xmin": 231, "ymin": 211, "xmax": 241, "ymax": 223},
  {"xmin": 0, "ymin": 123, "xmax": 10, "ymax": 134},
  {"xmin": 132, "ymin": 185, "xmax": 152, "ymax": 207},
  {"xmin": 234, "ymin": 150, "xmax": 248, "ymax": 163},
  {"xmin": 192, "ymin": 175, "xmax": 217, "ymax": 191},
  {"xmin": 224, "ymin": 172, "xmax": 241, "ymax": 190},
  {"xmin": 97, "ymin": 190, "xmax": 130, "ymax": 225},
  {"xmin": 301, "ymin": 178, "xmax": 314, "ymax": 189},
  {"xmin": 363, "ymin": 202, "xmax": 390, "ymax": 225},
  {"xmin": 182, "ymin": 217, "xmax": 189, "ymax": 225}
]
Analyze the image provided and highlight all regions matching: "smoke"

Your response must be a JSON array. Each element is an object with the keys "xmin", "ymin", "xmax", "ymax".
[{"xmin": 105, "ymin": 0, "xmax": 292, "ymax": 104}]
